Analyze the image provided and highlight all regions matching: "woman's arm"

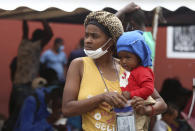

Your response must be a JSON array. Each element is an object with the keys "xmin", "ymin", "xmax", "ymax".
[
  {"xmin": 150, "ymin": 88, "xmax": 167, "ymax": 115},
  {"xmin": 115, "ymin": 2, "xmax": 140, "ymax": 29},
  {"xmin": 131, "ymin": 88, "xmax": 167, "ymax": 116},
  {"xmin": 62, "ymin": 58, "xmax": 127, "ymax": 117}
]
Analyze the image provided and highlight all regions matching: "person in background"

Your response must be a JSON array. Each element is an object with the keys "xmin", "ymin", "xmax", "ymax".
[
  {"xmin": 67, "ymin": 38, "xmax": 86, "ymax": 68},
  {"xmin": 116, "ymin": 2, "xmax": 156, "ymax": 67},
  {"xmin": 40, "ymin": 67, "xmax": 60, "ymax": 86},
  {"xmin": 2, "ymin": 20, "xmax": 53, "ymax": 131},
  {"xmin": 160, "ymin": 78, "xmax": 192, "ymax": 113},
  {"xmin": 40, "ymin": 38, "xmax": 67, "ymax": 83},
  {"xmin": 14, "ymin": 87, "xmax": 63, "ymax": 131},
  {"xmin": 160, "ymin": 78, "xmax": 193, "ymax": 131},
  {"xmin": 14, "ymin": 20, "xmax": 53, "ymax": 86},
  {"xmin": 153, "ymin": 103, "xmax": 179, "ymax": 131},
  {"xmin": 10, "ymin": 56, "xmax": 17, "ymax": 83}
]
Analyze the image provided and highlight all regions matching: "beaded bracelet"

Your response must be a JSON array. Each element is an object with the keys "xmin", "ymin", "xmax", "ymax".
[{"xmin": 150, "ymin": 105, "xmax": 154, "ymax": 117}]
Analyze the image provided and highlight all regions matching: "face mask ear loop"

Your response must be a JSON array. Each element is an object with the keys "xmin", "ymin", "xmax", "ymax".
[{"xmin": 101, "ymin": 38, "xmax": 112, "ymax": 51}]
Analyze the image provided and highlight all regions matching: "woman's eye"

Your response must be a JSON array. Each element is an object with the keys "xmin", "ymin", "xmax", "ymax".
[
  {"xmin": 84, "ymin": 34, "xmax": 89, "ymax": 38},
  {"xmin": 92, "ymin": 34, "xmax": 98, "ymax": 39}
]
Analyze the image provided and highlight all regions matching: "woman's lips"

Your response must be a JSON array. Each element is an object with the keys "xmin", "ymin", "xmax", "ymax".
[{"xmin": 85, "ymin": 47, "xmax": 93, "ymax": 50}]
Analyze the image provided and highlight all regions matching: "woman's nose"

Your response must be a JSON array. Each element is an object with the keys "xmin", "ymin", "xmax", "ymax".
[{"xmin": 84, "ymin": 36, "xmax": 92, "ymax": 44}]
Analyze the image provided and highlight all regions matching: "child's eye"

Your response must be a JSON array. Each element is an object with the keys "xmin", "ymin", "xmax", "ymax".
[{"xmin": 126, "ymin": 56, "xmax": 131, "ymax": 59}]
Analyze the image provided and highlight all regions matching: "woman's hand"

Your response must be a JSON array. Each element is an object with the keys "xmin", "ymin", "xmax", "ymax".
[
  {"xmin": 131, "ymin": 89, "xmax": 168, "ymax": 116},
  {"xmin": 122, "ymin": 91, "xmax": 131, "ymax": 99},
  {"xmin": 131, "ymin": 96, "xmax": 150, "ymax": 116},
  {"xmin": 102, "ymin": 92, "xmax": 127, "ymax": 108}
]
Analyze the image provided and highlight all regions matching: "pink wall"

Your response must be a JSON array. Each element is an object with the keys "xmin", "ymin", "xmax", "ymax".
[{"xmin": 0, "ymin": 19, "xmax": 84, "ymax": 117}]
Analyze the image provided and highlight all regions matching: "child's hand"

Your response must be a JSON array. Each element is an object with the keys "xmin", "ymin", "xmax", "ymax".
[{"xmin": 122, "ymin": 91, "xmax": 131, "ymax": 100}]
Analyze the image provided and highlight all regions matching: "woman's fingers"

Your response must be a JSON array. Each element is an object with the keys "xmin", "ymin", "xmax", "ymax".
[
  {"xmin": 111, "ymin": 96, "xmax": 122, "ymax": 108},
  {"xmin": 112, "ymin": 95, "xmax": 126, "ymax": 108},
  {"xmin": 117, "ymin": 93, "xmax": 128, "ymax": 103},
  {"xmin": 103, "ymin": 92, "xmax": 127, "ymax": 108}
]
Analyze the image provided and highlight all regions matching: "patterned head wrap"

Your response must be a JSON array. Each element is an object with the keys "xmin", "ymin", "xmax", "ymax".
[
  {"xmin": 117, "ymin": 30, "xmax": 152, "ymax": 67},
  {"xmin": 84, "ymin": 11, "xmax": 124, "ymax": 43}
]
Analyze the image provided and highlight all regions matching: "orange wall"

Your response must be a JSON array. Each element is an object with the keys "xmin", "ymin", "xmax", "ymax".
[{"xmin": 0, "ymin": 19, "xmax": 85, "ymax": 117}]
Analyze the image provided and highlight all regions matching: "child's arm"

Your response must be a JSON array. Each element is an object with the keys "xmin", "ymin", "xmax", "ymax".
[{"xmin": 129, "ymin": 67, "xmax": 154, "ymax": 99}]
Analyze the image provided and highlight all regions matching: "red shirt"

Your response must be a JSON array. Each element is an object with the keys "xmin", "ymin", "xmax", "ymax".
[{"xmin": 121, "ymin": 66, "xmax": 154, "ymax": 99}]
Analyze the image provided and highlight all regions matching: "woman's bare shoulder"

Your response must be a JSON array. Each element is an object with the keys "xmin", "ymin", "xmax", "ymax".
[
  {"xmin": 70, "ymin": 57, "xmax": 84, "ymax": 67},
  {"xmin": 68, "ymin": 57, "xmax": 84, "ymax": 76}
]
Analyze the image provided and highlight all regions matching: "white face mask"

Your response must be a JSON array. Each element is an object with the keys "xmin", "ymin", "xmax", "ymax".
[
  {"xmin": 57, "ymin": 45, "xmax": 64, "ymax": 52},
  {"xmin": 84, "ymin": 38, "xmax": 112, "ymax": 59},
  {"xmin": 59, "ymin": 45, "xmax": 64, "ymax": 51}
]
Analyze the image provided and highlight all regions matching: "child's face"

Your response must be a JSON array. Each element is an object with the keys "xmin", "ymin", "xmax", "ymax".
[{"xmin": 118, "ymin": 51, "xmax": 141, "ymax": 71}]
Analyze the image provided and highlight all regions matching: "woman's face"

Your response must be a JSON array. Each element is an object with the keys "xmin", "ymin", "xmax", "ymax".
[
  {"xmin": 84, "ymin": 24, "xmax": 111, "ymax": 51},
  {"xmin": 118, "ymin": 51, "xmax": 141, "ymax": 71}
]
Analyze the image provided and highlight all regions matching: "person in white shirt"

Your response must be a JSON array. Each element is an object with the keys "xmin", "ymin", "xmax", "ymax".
[{"xmin": 40, "ymin": 38, "xmax": 67, "ymax": 82}]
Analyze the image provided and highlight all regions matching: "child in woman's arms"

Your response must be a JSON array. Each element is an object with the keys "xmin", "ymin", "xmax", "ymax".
[{"xmin": 117, "ymin": 30, "xmax": 156, "ymax": 131}]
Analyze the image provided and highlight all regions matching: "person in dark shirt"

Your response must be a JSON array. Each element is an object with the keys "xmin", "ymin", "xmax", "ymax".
[{"xmin": 67, "ymin": 38, "xmax": 86, "ymax": 68}]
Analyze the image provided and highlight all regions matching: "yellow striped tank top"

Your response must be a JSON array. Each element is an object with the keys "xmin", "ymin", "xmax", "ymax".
[{"xmin": 78, "ymin": 57, "xmax": 123, "ymax": 131}]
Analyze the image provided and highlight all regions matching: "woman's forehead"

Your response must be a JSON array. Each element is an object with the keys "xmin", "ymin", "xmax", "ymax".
[{"xmin": 85, "ymin": 24, "xmax": 104, "ymax": 34}]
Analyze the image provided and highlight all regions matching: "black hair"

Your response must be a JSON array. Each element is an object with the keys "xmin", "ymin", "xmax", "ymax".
[
  {"xmin": 49, "ymin": 87, "xmax": 63, "ymax": 100},
  {"xmin": 162, "ymin": 103, "xmax": 178, "ymax": 116},
  {"xmin": 39, "ymin": 67, "xmax": 59, "ymax": 85},
  {"xmin": 79, "ymin": 38, "xmax": 84, "ymax": 48},
  {"xmin": 54, "ymin": 38, "xmax": 63, "ymax": 45},
  {"xmin": 129, "ymin": 9, "xmax": 146, "ymax": 26},
  {"xmin": 45, "ymin": 87, "xmax": 63, "ymax": 107},
  {"xmin": 160, "ymin": 77, "xmax": 192, "ymax": 111},
  {"xmin": 32, "ymin": 29, "xmax": 44, "ymax": 41}
]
